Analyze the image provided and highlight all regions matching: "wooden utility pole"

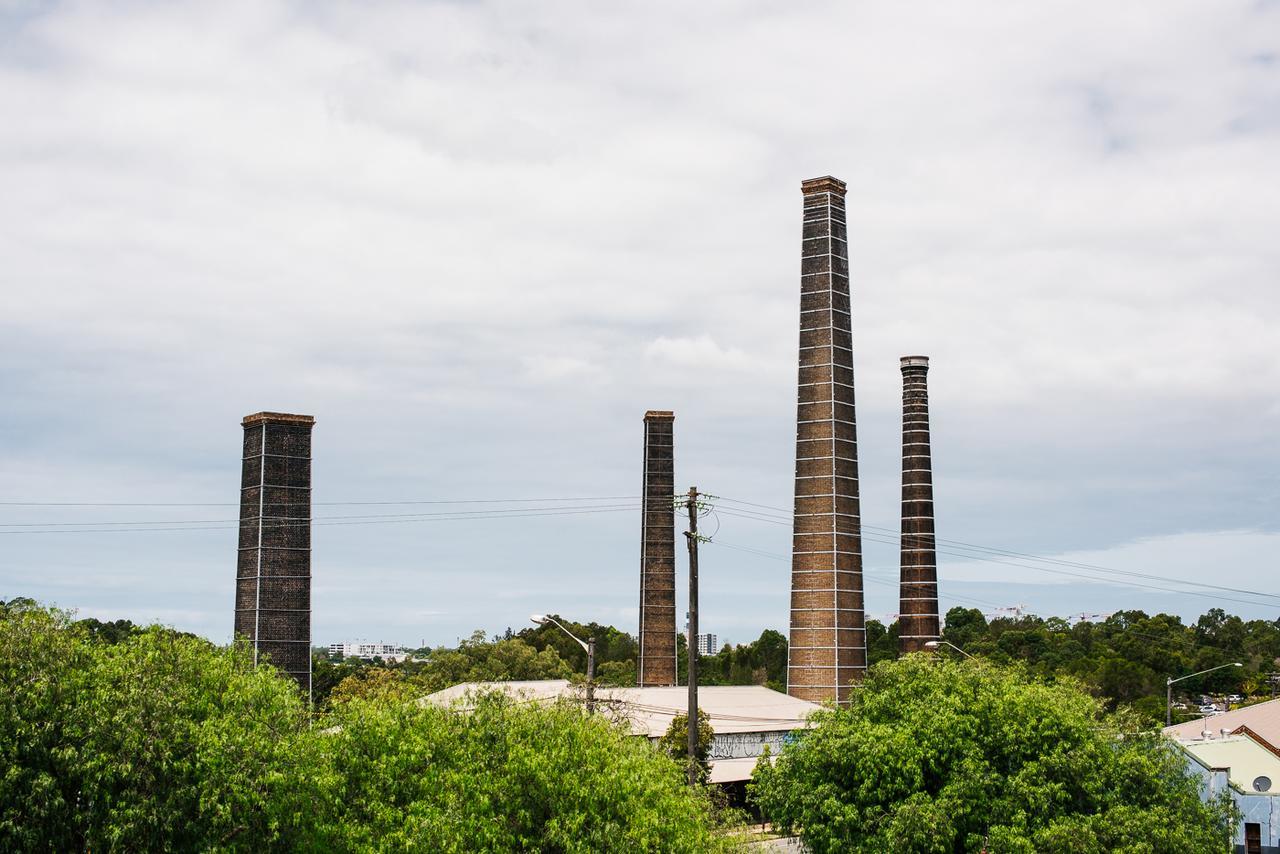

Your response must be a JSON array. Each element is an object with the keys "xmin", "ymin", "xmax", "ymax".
[{"xmin": 684, "ymin": 486, "xmax": 700, "ymax": 786}]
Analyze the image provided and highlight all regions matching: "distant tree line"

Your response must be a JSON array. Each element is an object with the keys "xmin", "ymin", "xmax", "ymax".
[
  {"xmin": 312, "ymin": 605, "xmax": 1280, "ymax": 725},
  {"xmin": 931, "ymin": 606, "xmax": 1280, "ymax": 724}
]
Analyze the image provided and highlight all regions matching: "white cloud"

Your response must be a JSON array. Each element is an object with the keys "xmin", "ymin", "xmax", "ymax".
[
  {"xmin": 644, "ymin": 335, "xmax": 757, "ymax": 372},
  {"xmin": 1, "ymin": 1, "xmax": 1277, "ymax": 643},
  {"xmin": 522, "ymin": 355, "xmax": 608, "ymax": 385}
]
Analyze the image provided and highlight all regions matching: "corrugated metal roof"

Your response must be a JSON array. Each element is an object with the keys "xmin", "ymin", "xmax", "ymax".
[
  {"xmin": 421, "ymin": 680, "xmax": 821, "ymax": 738},
  {"xmin": 1164, "ymin": 697, "xmax": 1280, "ymax": 749}
]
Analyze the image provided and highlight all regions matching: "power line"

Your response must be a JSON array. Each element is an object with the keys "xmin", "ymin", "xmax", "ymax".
[
  {"xmin": 707, "ymin": 539, "xmax": 1243, "ymax": 657},
  {"xmin": 0, "ymin": 505, "xmax": 639, "ymax": 535},
  {"xmin": 717, "ymin": 496, "xmax": 1280, "ymax": 603},
  {"xmin": 709, "ymin": 501, "xmax": 1280, "ymax": 607},
  {"xmin": 0, "ymin": 502, "xmax": 641, "ymax": 529},
  {"xmin": 6, "ymin": 488, "xmax": 1276, "ymax": 609},
  {"xmin": 710, "ymin": 540, "xmax": 1031, "ymax": 616},
  {"xmin": 0, "ymin": 495, "xmax": 640, "ymax": 507}
]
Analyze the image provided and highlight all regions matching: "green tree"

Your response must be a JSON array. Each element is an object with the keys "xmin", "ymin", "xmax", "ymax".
[
  {"xmin": 3, "ymin": 602, "xmax": 742, "ymax": 851},
  {"xmin": 75, "ymin": 616, "xmax": 140, "ymax": 644},
  {"xmin": 866, "ymin": 618, "xmax": 897, "ymax": 665},
  {"xmin": 596, "ymin": 658, "xmax": 638, "ymax": 686},
  {"xmin": 751, "ymin": 655, "xmax": 1236, "ymax": 853},
  {"xmin": 312, "ymin": 652, "xmax": 367, "ymax": 706},
  {"xmin": 414, "ymin": 632, "xmax": 574, "ymax": 692},
  {"xmin": 0, "ymin": 605, "xmax": 325, "ymax": 851},
  {"xmin": 698, "ymin": 629, "xmax": 789, "ymax": 691},
  {"xmin": 319, "ymin": 691, "xmax": 739, "ymax": 852},
  {"xmin": 657, "ymin": 708, "xmax": 716, "ymax": 783},
  {"xmin": 328, "ymin": 666, "xmax": 413, "ymax": 707}
]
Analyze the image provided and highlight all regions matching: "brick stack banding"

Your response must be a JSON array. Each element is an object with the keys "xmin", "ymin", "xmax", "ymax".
[
  {"xmin": 235, "ymin": 411, "xmax": 314, "ymax": 697},
  {"xmin": 787, "ymin": 176, "xmax": 865, "ymax": 705},
  {"xmin": 638, "ymin": 410, "xmax": 677, "ymax": 687},
  {"xmin": 898, "ymin": 356, "xmax": 940, "ymax": 654}
]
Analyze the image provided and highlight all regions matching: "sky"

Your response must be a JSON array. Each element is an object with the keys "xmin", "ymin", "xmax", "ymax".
[{"xmin": 1, "ymin": 0, "xmax": 1278, "ymax": 648}]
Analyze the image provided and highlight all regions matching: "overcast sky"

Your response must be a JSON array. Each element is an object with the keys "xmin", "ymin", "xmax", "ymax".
[{"xmin": 2, "ymin": 1, "xmax": 1278, "ymax": 648}]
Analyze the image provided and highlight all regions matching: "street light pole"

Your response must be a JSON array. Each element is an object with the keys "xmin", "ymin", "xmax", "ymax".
[
  {"xmin": 531, "ymin": 614, "xmax": 596, "ymax": 714},
  {"xmin": 586, "ymin": 636, "xmax": 596, "ymax": 714},
  {"xmin": 924, "ymin": 639, "xmax": 974, "ymax": 660},
  {"xmin": 1165, "ymin": 662, "xmax": 1244, "ymax": 727}
]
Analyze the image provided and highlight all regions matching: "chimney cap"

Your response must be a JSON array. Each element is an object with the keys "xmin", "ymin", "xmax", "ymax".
[
  {"xmin": 242, "ymin": 411, "xmax": 316, "ymax": 427},
  {"xmin": 900, "ymin": 356, "xmax": 930, "ymax": 369},
  {"xmin": 801, "ymin": 176, "xmax": 847, "ymax": 196},
  {"xmin": 643, "ymin": 410, "xmax": 675, "ymax": 421}
]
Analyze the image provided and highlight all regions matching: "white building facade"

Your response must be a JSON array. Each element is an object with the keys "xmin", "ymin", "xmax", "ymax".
[{"xmin": 328, "ymin": 641, "xmax": 409, "ymax": 662}]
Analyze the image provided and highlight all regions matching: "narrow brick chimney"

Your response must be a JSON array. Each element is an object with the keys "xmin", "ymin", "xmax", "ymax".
[
  {"xmin": 787, "ymin": 176, "xmax": 865, "ymax": 705},
  {"xmin": 898, "ymin": 357, "xmax": 940, "ymax": 653},
  {"xmin": 638, "ymin": 410, "xmax": 677, "ymax": 686},
  {"xmin": 235, "ymin": 411, "xmax": 314, "ymax": 697}
]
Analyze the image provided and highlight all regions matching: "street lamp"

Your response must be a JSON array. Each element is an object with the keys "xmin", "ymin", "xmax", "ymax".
[
  {"xmin": 1166, "ymin": 662, "xmax": 1243, "ymax": 727},
  {"xmin": 531, "ymin": 614, "xmax": 596, "ymax": 713},
  {"xmin": 924, "ymin": 639, "xmax": 975, "ymax": 660}
]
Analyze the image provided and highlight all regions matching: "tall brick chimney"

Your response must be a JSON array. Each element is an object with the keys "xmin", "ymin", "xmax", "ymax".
[
  {"xmin": 787, "ymin": 176, "xmax": 865, "ymax": 705},
  {"xmin": 235, "ymin": 411, "xmax": 314, "ymax": 697},
  {"xmin": 898, "ymin": 356, "xmax": 940, "ymax": 653},
  {"xmin": 638, "ymin": 410, "xmax": 677, "ymax": 687}
]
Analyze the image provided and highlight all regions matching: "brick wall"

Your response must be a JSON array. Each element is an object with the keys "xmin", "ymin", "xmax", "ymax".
[
  {"xmin": 787, "ymin": 177, "xmax": 865, "ymax": 704},
  {"xmin": 235, "ymin": 411, "xmax": 314, "ymax": 696},
  {"xmin": 638, "ymin": 411, "xmax": 677, "ymax": 686}
]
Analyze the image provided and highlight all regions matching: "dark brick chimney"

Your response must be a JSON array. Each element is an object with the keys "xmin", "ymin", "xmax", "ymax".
[
  {"xmin": 787, "ymin": 177, "xmax": 865, "ymax": 704},
  {"xmin": 638, "ymin": 410, "xmax": 677, "ymax": 686},
  {"xmin": 898, "ymin": 357, "xmax": 940, "ymax": 653},
  {"xmin": 235, "ymin": 411, "xmax": 314, "ymax": 697}
]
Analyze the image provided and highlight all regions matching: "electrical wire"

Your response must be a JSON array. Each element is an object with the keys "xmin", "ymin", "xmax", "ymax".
[
  {"xmin": 715, "ymin": 496, "xmax": 1280, "ymax": 603},
  {"xmin": 0, "ymin": 505, "xmax": 640, "ymax": 535},
  {"xmin": 706, "ymin": 539, "xmax": 1249, "ymax": 656},
  {"xmin": 708, "ymin": 502, "xmax": 1280, "ymax": 607},
  {"xmin": 0, "ymin": 495, "xmax": 641, "ymax": 507}
]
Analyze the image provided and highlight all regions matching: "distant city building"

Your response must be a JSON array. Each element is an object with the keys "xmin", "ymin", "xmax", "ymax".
[
  {"xmin": 696, "ymin": 633, "xmax": 719, "ymax": 656},
  {"xmin": 329, "ymin": 641, "xmax": 409, "ymax": 663}
]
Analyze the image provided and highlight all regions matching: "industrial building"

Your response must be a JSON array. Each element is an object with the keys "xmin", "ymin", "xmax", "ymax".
[{"xmin": 422, "ymin": 680, "xmax": 820, "ymax": 785}]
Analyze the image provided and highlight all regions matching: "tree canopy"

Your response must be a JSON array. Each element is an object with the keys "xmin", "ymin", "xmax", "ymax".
[
  {"xmin": 1, "ymin": 602, "xmax": 739, "ymax": 852},
  {"xmin": 934, "ymin": 606, "xmax": 1280, "ymax": 724},
  {"xmin": 0, "ymin": 605, "xmax": 318, "ymax": 851},
  {"xmin": 322, "ymin": 691, "xmax": 736, "ymax": 852},
  {"xmin": 751, "ymin": 655, "xmax": 1236, "ymax": 853}
]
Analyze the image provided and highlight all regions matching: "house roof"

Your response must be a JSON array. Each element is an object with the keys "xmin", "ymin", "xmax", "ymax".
[
  {"xmin": 1164, "ymin": 697, "xmax": 1280, "ymax": 749},
  {"xmin": 1175, "ymin": 733, "xmax": 1280, "ymax": 794},
  {"xmin": 421, "ymin": 680, "xmax": 821, "ymax": 738}
]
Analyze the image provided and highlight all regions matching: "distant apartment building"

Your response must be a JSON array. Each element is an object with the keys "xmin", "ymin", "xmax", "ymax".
[
  {"xmin": 696, "ymin": 633, "xmax": 719, "ymax": 656},
  {"xmin": 329, "ymin": 641, "xmax": 409, "ymax": 663}
]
